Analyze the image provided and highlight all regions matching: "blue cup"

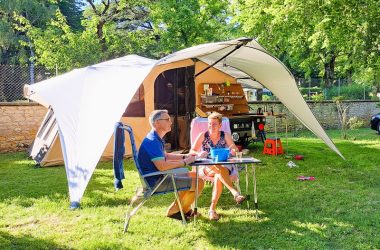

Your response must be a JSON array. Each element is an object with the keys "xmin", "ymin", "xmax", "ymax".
[{"xmin": 210, "ymin": 148, "xmax": 229, "ymax": 162}]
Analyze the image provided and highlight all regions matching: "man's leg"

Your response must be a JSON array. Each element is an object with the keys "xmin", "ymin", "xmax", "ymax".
[{"xmin": 167, "ymin": 174, "xmax": 204, "ymax": 216}]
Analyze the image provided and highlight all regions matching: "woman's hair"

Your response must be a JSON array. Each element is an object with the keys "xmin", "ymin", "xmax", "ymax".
[
  {"xmin": 149, "ymin": 109, "xmax": 168, "ymax": 127},
  {"xmin": 208, "ymin": 112, "xmax": 223, "ymax": 124}
]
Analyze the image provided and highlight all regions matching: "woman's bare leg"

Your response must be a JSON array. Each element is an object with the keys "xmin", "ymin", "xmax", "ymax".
[
  {"xmin": 208, "ymin": 165, "xmax": 239, "ymax": 197},
  {"xmin": 210, "ymin": 176, "xmax": 223, "ymax": 211}
]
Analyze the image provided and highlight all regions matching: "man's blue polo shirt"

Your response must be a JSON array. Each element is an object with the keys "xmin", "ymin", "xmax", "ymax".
[{"xmin": 138, "ymin": 130, "xmax": 165, "ymax": 187}]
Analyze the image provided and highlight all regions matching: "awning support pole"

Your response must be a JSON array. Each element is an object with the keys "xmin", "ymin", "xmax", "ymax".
[{"xmin": 194, "ymin": 39, "xmax": 252, "ymax": 78}]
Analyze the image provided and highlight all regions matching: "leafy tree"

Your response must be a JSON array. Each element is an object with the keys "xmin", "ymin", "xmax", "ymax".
[
  {"xmin": 83, "ymin": 0, "xmax": 155, "ymax": 54},
  {"xmin": 0, "ymin": 0, "xmax": 56, "ymax": 64},
  {"xmin": 58, "ymin": 0, "xmax": 85, "ymax": 30},
  {"xmin": 22, "ymin": 0, "xmax": 157, "ymax": 71},
  {"xmin": 232, "ymin": 0, "xmax": 379, "ymax": 90},
  {"xmin": 22, "ymin": 10, "xmax": 103, "ymax": 71},
  {"xmin": 149, "ymin": 0, "xmax": 235, "ymax": 56}
]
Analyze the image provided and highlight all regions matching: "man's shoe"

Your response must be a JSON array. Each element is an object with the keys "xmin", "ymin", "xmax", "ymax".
[
  {"xmin": 185, "ymin": 209, "xmax": 201, "ymax": 218},
  {"xmin": 167, "ymin": 211, "xmax": 189, "ymax": 221}
]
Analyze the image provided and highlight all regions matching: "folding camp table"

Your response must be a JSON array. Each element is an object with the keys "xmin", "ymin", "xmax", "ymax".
[{"xmin": 190, "ymin": 157, "xmax": 262, "ymax": 222}]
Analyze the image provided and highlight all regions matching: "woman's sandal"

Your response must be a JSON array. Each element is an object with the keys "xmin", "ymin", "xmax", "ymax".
[
  {"xmin": 234, "ymin": 194, "xmax": 247, "ymax": 205},
  {"xmin": 208, "ymin": 210, "xmax": 220, "ymax": 221}
]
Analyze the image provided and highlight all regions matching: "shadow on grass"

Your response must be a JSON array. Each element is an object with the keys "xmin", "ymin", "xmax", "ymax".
[
  {"xmin": 199, "ymin": 212, "xmax": 356, "ymax": 249},
  {"xmin": 200, "ymin": 182, "xmax": 379, "ymax": 249},
  {"xmin": 0, "ymin": 230, "xmax": 71, "ymax": 250},
  {"xmin": 1, "ymin": 136, "xmax": 379, "ymax": 211},
  {"xmin": 1, "ymin": 133, "xmax": 379, "ymax": 248},
  {"xmin": 195, "ymin": 137, "xmax": 380, "ymax": 249}
]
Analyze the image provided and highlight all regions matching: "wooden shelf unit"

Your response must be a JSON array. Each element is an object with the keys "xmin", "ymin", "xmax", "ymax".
[{"xmin": 196, "ymin": 83, "xmax": 249, "ymax": 116}]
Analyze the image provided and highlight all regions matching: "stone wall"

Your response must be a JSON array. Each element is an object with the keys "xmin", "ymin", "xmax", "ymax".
[
  {"xmin": 0, "ymin": 103, "xmax": 47, "ymax": 153},
  {"xmin": 248, "ymin": 100, "xmax": 380, "ymax": 133},
  {"xmin": 0, "ymin": 101, "xmax": 379, "ymax": 152}
]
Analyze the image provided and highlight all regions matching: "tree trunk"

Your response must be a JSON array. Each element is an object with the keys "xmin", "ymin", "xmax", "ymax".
[
  {"xmin": 96, "ymin": 20, "xmax": 107, "ymax": 51},
  {"xmin": 323, "ymin": 53, "xmax": 336, "ymax": 87},
  {"xmin": 28, "ymin": 38, "xmax": 35, "ymax": 84},
  {"xmin": 372, "ymin": 85, "xmax": 379, "ymax": 99}
]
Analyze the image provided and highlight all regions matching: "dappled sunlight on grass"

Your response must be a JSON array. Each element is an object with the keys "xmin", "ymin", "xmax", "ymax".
[
  {"xmin": 293, "ymin": 220, "xmax": 327, "ymax": 235},
  {"xmin": 0, "ymin": 129, "xmax": 379, "ymax": 249},
  {"xmin": 332, "ymin": 220, "xmax": 354, "ymax": 229},
  {"xmin": 285, "ymin": 228, "xmax": 304, "ymax": 236},
  {"xmin": 13, "ymin": 159, "xmax": 35, "ymax": 166}
]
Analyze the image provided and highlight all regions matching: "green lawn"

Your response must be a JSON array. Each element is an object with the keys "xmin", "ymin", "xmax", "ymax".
[{"xmin": 0, "ymin": 128, "xmax": 379, "ymax": 249}]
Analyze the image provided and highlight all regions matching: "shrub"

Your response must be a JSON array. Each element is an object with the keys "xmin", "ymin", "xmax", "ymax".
[
  {"xmin": 299, "ymin": 86, "xmax": 322, "ymax": 96},
  {"xmin": 311, "ymin": 93, "xmax": 324, "ymax": 102},
  {"xmin": 347, "ymin": 117, "xmax": 365, "ymax": 129},
  {"xmin": 325, "ymin": 84, "xmax": 371, "ymax": 100}
]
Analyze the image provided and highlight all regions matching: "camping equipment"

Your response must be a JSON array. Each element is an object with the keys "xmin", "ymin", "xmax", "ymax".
[{"xmin": 294, "ymin": 155, "xmax": 304, "ymax": 160}]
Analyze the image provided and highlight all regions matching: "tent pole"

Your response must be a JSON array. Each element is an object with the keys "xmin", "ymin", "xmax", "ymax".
[{"xmin": 194, "ymin": 39, "xmax": 251, "ymax": 78}]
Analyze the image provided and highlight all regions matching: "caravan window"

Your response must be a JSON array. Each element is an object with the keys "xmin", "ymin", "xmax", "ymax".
[{"xmin": 123, "ymin": 85, "xmax": 145, "ymax": 117}]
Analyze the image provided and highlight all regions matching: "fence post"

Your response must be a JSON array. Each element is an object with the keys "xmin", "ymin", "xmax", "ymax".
[
  {"xmin": 338, "ymin": 78, "xmax": 341, "ymax": 96},
  {"xmin": 28, "ymin": 38, "xmax": 35, "ymax": 85}
]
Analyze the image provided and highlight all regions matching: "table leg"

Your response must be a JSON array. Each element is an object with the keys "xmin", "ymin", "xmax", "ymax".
[
  {"xmin": 245, "ymin": 164, "xmax": 250, "ymax": 209},
  {"xmin": 274, "ymin": 117, "xmax": 277, "ymax": 155},
  {"xmin": 194, "ymin": 165, "xmax": 198, "ymax": 224},
  {"xmin": 252, "ymin": 164, "xmax": 258, "ymax": 219}
]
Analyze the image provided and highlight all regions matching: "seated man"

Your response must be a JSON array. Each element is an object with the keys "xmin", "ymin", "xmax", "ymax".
[{"xmin": 138, "ymin": 109, "xmax": 204, "ymax": 220}]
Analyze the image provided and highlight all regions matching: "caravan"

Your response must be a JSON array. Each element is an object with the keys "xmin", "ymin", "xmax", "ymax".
[{"xmin": 29, "ymin": 49, "xmax": 266, "ymax": 167}]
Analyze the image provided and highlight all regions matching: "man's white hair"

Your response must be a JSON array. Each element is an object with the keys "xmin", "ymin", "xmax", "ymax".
[{"xmin": 149, "ymin": 109, "xmax": 169, "ymax": 128}]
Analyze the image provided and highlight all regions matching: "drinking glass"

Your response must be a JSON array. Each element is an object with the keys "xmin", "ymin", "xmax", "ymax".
[
  {"xmin": 212, "ymin": 155, "xmax": 219, "ymax": 162},
  {"xmin": 235, "ymin": 151, "xmax": 243, "ymax": 160}
]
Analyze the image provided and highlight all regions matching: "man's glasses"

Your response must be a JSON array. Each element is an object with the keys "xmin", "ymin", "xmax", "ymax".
[{"xmin": 158, "ymin": 118, "xmax": 171, "ymax": 122}]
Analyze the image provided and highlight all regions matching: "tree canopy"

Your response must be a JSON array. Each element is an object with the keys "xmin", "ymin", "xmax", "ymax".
[
  {"xmin": 232, "ymin": 0, "xmax": 379, "ymax": 90},
  {"xmin": 1, "ymin": 0, "xmax": 379, "ymax": 93}
]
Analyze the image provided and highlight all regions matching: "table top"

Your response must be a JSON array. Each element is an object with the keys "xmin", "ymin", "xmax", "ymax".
[{"xmin": 190, "ymin": 157, "xmax": 261, "ymax": 166}]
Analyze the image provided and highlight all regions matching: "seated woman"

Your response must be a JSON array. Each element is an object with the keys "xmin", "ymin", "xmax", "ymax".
[{"xmin": 190, "ymin": 112, "xmax": 246, "ymax": 221}]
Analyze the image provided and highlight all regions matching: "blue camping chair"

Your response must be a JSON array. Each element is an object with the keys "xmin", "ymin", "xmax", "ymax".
[{"xmin": 113, "ymin": 123, "xmax": 190, "ymax": 233}]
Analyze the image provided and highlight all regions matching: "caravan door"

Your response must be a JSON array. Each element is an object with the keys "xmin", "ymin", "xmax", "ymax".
[{"xmin": 154, "ymin": 66, "xmax": 195, "ymax": 150}]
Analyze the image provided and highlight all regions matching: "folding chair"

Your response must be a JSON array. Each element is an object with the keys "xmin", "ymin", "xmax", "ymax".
[
  {"xmin": 189, "ymin": 117, "xmax": 241, "ymax": 193},
  {"xmin": 113, "ymin": 123, "xmax": 190, "ymax": 233}
]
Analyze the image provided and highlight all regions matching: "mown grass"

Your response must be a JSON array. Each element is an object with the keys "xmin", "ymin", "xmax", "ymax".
[{"xmin": 0, "ymin": 128, "xmax": 379, "ymax": 249}]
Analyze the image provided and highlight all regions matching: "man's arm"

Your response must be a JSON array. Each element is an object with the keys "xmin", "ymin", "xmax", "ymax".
[
  {"xmin": 165, "ymin": 152, "xmax": 188, "ymax": 160},
  {"xmin": 153, "ymin": 155, "xmax": 195, "ymax": 171}
]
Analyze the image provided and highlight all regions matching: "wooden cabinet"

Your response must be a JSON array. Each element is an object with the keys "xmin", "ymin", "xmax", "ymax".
[{"xmin": 196, "ymin": 83, "xmax": 249, "ymax": 116}]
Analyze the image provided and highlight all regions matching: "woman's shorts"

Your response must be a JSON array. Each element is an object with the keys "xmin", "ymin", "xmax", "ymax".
[{"xmin": 153, "ymin": 173, "xmax": 192, "ymax": 193}]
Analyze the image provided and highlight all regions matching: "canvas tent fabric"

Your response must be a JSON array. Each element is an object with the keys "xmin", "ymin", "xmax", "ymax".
[
  {"xmin": 24, "ymin": 55, "xmax": 156, "ymax": 206},
  {"xmin": 24, "ymin": 38, "xmax": 344, "ymax": 207},
  {"xmin": 158, "ymin": 38, "xmax": 344, "ymax": 159}
]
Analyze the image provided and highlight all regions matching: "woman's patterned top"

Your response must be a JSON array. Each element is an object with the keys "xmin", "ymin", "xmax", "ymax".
[{"xmin": 201, "ymin": 131, "xmax": 227, "ymax": 152}]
